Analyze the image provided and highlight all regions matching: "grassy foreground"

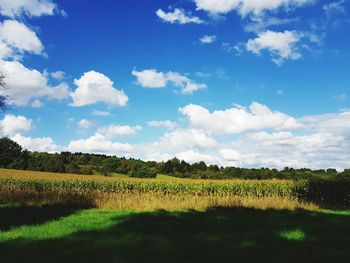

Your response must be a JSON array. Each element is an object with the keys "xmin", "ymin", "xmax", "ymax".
[
  {"xmin": 0, "ymin": 204, "xmax": 350, "ymax": 263},
  {"xmin": 1, "ymin": 168, "xmax": 350, "ymax": 262}
]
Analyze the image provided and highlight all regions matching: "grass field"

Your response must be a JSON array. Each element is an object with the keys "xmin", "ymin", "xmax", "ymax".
[
  {"xmin": 0, "ymin": 168, "xmax": 349, "ymax": 262},
  {"xmin": 0, "ymin": 204, "xmax": 350, "ymax": 263}
]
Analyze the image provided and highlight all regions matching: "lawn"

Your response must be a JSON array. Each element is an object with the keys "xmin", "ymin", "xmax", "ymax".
[{"xmin": 0, "ymin": 204, "xmax": 349, "ymax": 263}]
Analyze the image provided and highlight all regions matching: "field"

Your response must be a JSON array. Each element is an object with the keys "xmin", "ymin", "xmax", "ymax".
[{"xmin": 1, "ymin": 168, "xmax": 350, "ymax": 262}]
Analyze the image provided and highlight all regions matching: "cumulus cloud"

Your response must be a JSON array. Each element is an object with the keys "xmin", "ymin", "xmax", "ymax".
[
  {"xmin": 159, "ymin": 128, "xmax": 217, "ymax": 150},
  {"xmin": 0, "ymin": 20, "xmax": 44, "ymax": 60},
  {"xmin": 147, "ymin": 120, "xmax": 176, "ymax": 129},
  {"xmin": 299, "ymin": 111, "xmax": 350, "ymax": 135},
  {"xmin": 0, "ymin": 114, "xmax": 32, "ymax": 136},
  {"xmin": 132, "ymin": 69, "xmax": 167, "ymax": 88},
  {"xmin": 12, "ymin": 134, "xmax": 59, "ymax": 152},
  {"xmin": 67, "ymin": 122, "xmax": 142, "ymax": 154},
  {"xmin": 97, "ymin": 124, "xmax": 142, "ymax": 138},
  {"xmin": 175, "ymin": 150, "xmax": 215, "ymax": 164},
  {"xmin": 222, "ymin": 131, "xmax": 349, "ymax": 169},
  {"xmin": 246, "ymin": 30, "xmax": 301, "ymax": 65},
  {"xmin": 194, "ymin": 0, "xmax": 312, "ymax": 16},
  {"xmin": 51, "ymin": 70, "xmax": 65, "ymax": 80},
  {"xmin": 0, "ymin": 60, "xmax": 69, "ymax": 106},
  {"xmin": 70, "ymin": 71, "xmax": 128, "ymax": 107},
  {"xmin": 199, "ymin": 35, "xmax": 216, "ymax": 44},
  {"xmin": 132, "ymin": 69, "xmax": 207, "ymax": 94},
  {"xmin": 180, "ymin": 102, "xmax": 300, "ymax": 135},
  {"xmin": 78, "ymin": 119, "xmax": 92, "ymax": 129},
  {"xmin": 0, "ymin": 0, "xmax": 58, "ymax": 18},
  {"xmin": 63, "ymin": 104, "xmax": 350, "ymax": 170},
  {"xmin": 67, "ymin": 133, "xmax": 133, "ymax": 155},
  {"xmin": 156, "ymin": 8, "xmax": 203, "ymax": 24},
  {"xmin": 0, "ymin": 114, "xmax": 58, "ymax": 152}
]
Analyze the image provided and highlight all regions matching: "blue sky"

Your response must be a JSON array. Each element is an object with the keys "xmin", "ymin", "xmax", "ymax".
[{"xmin": 0, "ymin": 0, "xmax": 350, "ymax": 169}]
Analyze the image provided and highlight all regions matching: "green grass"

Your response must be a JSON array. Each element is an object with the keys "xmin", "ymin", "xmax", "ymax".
[{"xmin": 0, "ymin": 204, "xmax": 350, "ymax": 263}]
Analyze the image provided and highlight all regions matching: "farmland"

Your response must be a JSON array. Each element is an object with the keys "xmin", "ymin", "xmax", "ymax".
[{"xmin": 1, "ymin": 168, "xmax": 350, "ymax": 262}]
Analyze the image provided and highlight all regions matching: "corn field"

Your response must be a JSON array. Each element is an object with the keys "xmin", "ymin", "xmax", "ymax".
[{"xmin": 0, "ymin": 169, "xmax": 349, "ymax": 210}]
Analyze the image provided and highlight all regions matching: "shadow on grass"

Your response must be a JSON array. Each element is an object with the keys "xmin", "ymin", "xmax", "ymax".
[
  {"xmin": 0, "ymin": 206, "xmax": 349, "ymax": 263},
  {"xmin": 0, "ymin": 204, "xmax": 83, "ymax": 231}
]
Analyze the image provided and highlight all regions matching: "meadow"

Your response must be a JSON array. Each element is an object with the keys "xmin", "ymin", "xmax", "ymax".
[{"xmin": 1, "ymin": 168, "xmax": 350, "ymax": 262}]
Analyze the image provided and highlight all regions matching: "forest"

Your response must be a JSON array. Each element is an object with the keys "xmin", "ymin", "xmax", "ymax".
[{"xmin": 1, "ymin": 137, "xmax": 349, "ymax": 180}]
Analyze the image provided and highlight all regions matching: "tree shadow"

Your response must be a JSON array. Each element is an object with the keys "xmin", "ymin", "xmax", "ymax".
[
  {"xmin": 0, "ymin": 204, "xmax": 83, "ymax": 231},
  {"xmin": 0, "ymin": 206, "xmax": 349, "ymax": 263}
]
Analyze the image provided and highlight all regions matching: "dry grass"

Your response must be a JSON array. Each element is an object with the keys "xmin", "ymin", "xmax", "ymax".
[{"xmin": 0, "ymin": 168, "xmax": 321, "ymax": 211}]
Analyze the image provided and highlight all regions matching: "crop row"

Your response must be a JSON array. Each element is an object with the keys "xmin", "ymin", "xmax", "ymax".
[{"xmin": 0, "ymin": 177, "xmax": 349, "ymax": 206}]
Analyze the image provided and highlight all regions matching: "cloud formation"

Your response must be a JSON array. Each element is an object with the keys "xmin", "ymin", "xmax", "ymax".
[
  {"xmin": 156, "ymin": 8, "xmax": 203, "ymax": 24},
  {"xmin": 70, "ymin": 71, "xmax": 128, "ymax": 107},
  {"xmin": 0, "ymin": 60, "xmax": 69, "ymax": 106},
  {"xmin": 246, "ymin": 30, "xmax": 301, "ymax": 65},
  {"xmin": 147, "ymin": 120, "xmax": 176, "ymax": 129},
  {"xmin": 0, "ymin": 0, "xmax": 58, "ymax": 18},
  {"xmin": 180, "ymin": 102, "xmax": 299, "ymax": 135},
  {"xmin": 194, "ymin": 0, "xmax": 312, "ymax": 16},
  {"xmin": 132, "ymin": 69, "xmax": 207, "ymax": 94},
  {"xmin": 0, "ymin": 114, "xmax": 58, "ymax": 152},
  {"xmin": 0, "ymin": 20, "xmax": 44, "ymax": 60},
  {"xmin": 199, "ymin": 35, "xmax": 216, "ymax": 44}
]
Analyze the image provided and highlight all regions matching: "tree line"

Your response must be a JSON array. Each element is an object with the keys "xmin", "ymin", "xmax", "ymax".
[{"xmin": 0, "ymin": 137, "xmax": 349, "ymax": 180}]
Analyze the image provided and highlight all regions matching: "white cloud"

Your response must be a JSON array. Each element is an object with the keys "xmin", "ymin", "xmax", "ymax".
[
  {"xmin": 78, "ymin": 119, "xmax": 92, "ymax": 129},
  {"xmin": 220, "ymin": 149, "xmax": 241, "ymax": 161},
  {"xmin": 0, "ymin": 0, "xmax": 58, "ymax": 18},
  {"xmin": 147, "ymin": 120, "xmax": 176, "ymax": 129},
  {"xmin": 92, "ymin": 110, "xmax": 111, "ymax": 116},
  {"xmin": 132, "ymin": 69, "xmax": 207, "ymax": 94},
  {"xmin": 222, "ymin": 131, "xmax": 349, "ymax": 169},
  {"xmin": 175, "ymin": 150, "xmax": 215, "ymax": 164},
  {"xmin": 97, "ymin": 124, "xmax": 142, "ymax": 138},
  {"xmin": 31, "ymin": 99, "xmax": 43, "ymax": 108},
  {"xmin": 194, "ymin": 0, "xmax": 312, "ymax": 16},
  {"xmin": 244, "ymin": 16, "xmax": 299, "ymax": 33},
  {"xmin": 0, "ymin": 20, "xmax": 44, "ymax": 60},
  {"xmin": 323, "ymin": 1, "xmax": 346, "ymax": 18},
  {"xmin": 132, "ymin": 69, "xmax": 166, "ymax": 88},
  {"xmin": 0, "ymin": 114, "xmax": 58, "ymax": 152},
  {"xmin": 246, "ymin": 30, "xmax": 301, "ymax": 65},
  {"xmin": 51, "ymin": 70, "xmax": 65, "ymax": 80},
  {"xmin": 0, "ymin": 60, "xmax": 69, "ymax": 106},
  {"xmin": 12, "ymin": 134, "xmax": 59, "ymax": 152},
  {"xmin": 157, "ymin": 129, "xmax": 217, "ymax": 150},
  {"xmin": 67, "ymin": 133, "xmax": 132, "ymax": 155},
  {"xmin": 62, "ymin": 106, "xmax": 350, "ymax": 170},
  {"xmin": 156, "ymin": 8, "xmax": 204, "ymax": 24},
  {"xmin": 0, "ymin": 114, "xmax": 32, "ymax": 136},
  {"xmin": 180, "ymin": 102, "xmax": 299, "ymax": 135},
  {"xmin": 299, "ymin": 111, "xmax": 350, "ymax": 135},
  {"xmin": 70, "ymin": 71, "xmax": 128, "ymax": 107},
  {"xmin": 199, "ymin": 35, "xmax": 216, "ymax": 44}
]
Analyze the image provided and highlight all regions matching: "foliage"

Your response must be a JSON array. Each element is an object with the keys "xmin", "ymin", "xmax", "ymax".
[
  {"xmin": 1, "ymin": 137, "xmax": 350, "ymax": 181},
  {"xmin": 0, "ymin": 168, "xmax": 349, "ymax": 208},
  {"xmin": 0, "ymin": 138, "xmax": 23, "ymax": 168},
  {"xmin": 129, "ymin": 163, "xmax": 157, "ymax": 178}
]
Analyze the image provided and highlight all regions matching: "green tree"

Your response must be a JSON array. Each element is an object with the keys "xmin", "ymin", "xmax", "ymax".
[
  {"xmin": 129, "ymin": 163, "xmax": 157, "ymax": 178},
  {"xmin": 0, "ymin": 137, "xmax": 23, "ymax": 167}
]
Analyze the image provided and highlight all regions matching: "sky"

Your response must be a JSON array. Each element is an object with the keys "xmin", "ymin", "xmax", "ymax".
[{"xmin": 0, "ymin": 0, "xmax": 349, "ymax": 170}]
